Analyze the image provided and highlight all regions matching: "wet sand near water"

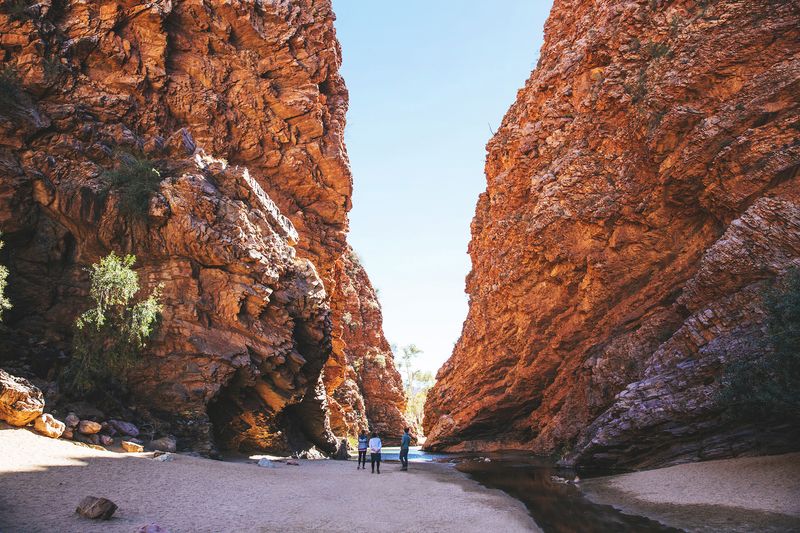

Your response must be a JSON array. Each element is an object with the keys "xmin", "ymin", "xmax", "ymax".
[{"xmin": 0, "ymin": 427, "xmax": 539, "ymax": 532}]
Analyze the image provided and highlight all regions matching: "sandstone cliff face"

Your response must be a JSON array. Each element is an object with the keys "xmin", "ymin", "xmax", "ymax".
[
  {"xmin": 425, "ymin": 0, "xmax": 800, "ymax": 468},
  {"xmin": 0, "ymin": 0, "xmax": 402, "ymax": 453},
  {"xmin": 325, "ymin": 248, "xmax": 409, "ymax": 444}
]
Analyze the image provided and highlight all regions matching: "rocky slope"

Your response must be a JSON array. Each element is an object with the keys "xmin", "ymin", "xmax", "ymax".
[
  {"xmin": 424, "ymin": 0, "xmax": 800, "ymax": 468},
  {"xmin": 0, "ymin": 0, "xmax": 405, "ymax": 454}
]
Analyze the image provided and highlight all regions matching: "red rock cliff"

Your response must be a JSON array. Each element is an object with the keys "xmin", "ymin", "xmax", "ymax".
[
  {"xmin": 0, "ymin": 0, "xmax": 404, "ymax": 453},
  {"xmin": 424, "ymin": 0, "xmax": 800, "ymax": 468}
]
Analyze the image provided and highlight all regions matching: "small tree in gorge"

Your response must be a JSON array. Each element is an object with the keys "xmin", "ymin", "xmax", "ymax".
[
  {"xmin": 399, "ymin": 344, "xmax": 423, "ymax": 395},
  {"xmin": 395, "ymin": 344, "xmax": 435, "ymax": 430},
  {"xmin": 64, "ymin": 252, "xmax": 162, "ymax": 396}
]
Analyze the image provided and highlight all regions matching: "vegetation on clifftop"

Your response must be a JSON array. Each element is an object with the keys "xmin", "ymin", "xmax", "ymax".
[{"xmin": 63, "ymin": 252, "xmax": 162, "ymax": 396}]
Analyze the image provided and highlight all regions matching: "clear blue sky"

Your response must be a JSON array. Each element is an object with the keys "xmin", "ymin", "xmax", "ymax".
[{"xmin": 332, "ymin": 1, "xmax": 553, "ymax": 373}]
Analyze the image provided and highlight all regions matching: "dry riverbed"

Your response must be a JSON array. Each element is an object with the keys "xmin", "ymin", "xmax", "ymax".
[
  {"xmin": 581, "ymin": 452, "xmax": 800, "ymax": 532},
  {"xmin": 0, "ymin": 427, "xmax": 539, "ymax": 532}
]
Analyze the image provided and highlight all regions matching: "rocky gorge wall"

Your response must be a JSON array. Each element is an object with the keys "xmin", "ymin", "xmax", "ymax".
[
  {"xmin": 424, "ymin": 0, "xmax": 800, "ymax": 469},
  {"xmin": 0, "ymin": 0, "xmax": 406, "ymax": 455}
]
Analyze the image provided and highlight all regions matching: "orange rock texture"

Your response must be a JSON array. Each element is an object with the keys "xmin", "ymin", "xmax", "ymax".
[
  {"xmin": 424, "ymin": 0, "xmax": 800, "ymax": 468},
  {"xmin": 326, "ymin": 248, "xmax": 410, "ymax": 444},
  {"xmin": 0, "ymin": 0, "xmax": 405, "ymax": 454}
]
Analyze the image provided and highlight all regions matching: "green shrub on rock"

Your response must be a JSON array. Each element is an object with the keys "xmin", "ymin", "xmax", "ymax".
[
  {"xmin": 719, "ymin": 268, "xmax": 800, "ymax": 421},
  {"xmin": 64, "ymin": 252, "xmax": 162, "ymax": 396},
  {"xmin": 0, "ymin": 235, "xmax": 11, "ymax": 321},
  {"xmin": 104, "ymin": 154, "xmax": 163, "ymax": 218}
]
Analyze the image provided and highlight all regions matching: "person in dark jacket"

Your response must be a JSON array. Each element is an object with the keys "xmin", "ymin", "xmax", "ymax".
[
  {"xmin": 399, "ymin": 427, "xmax": 411, "ymax": 471},
  {"xmin": 357, "ymin": 430, "xmax": 369, "ymax": 470}
]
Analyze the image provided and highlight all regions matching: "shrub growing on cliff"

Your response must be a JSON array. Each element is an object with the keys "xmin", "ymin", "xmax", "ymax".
[
  {"xmin": 719, "ymin": 269, "xmax": 800, "ymax": 421},
  {"xmin": 64, "ymin": 252, "xmax": 162, "ymax": 396},
  {"xmin": 0, "ymin": 235, "xmax": 11, "ymax": 321},
  {"xmin": 104, "ymin": 154, "xmax": 163, "ymax": 218}
]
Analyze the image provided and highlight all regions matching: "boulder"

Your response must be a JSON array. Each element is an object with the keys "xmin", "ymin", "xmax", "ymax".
[
  {"xmin": 63, "ymin": 427, "xmax": 74, "ymax": 440},
  {"xmin": 64, "ymin": 413, "xmax": 80, "ymax": 428},
  {"xmin": 121, "ymin": 440, "xmax": 144, "ymax": 453},
  {"xmin": 0, "ymin": 369, "xmax": 45, "ymax": 426},
  {"xmin": 33, "ymin": 413, "xmax": 65, "ymax": 439},
  {"xmin": 257, "ymin": 458, "xmax": 277, "ymax": 468},
  {"xmin": 153, "ymin": 453, "xmax": 174, "ymax": 462},
  {"xmin": 75, "ymin": 496, "xmax": 117, "ymax": 520},
  {"xmin": 333, "ymin": 438, "xmax": 350, "ymax": 460},
  {"xmin": 99, "ymin": 435, "xmax": 114, "ymax": 446},
  {"xmin": 109, "ymin": 419, "xmax": 139, "ymax": 437},
  {"xmin": 78, "ymin": 420, "xmax": 102, "ymax": 434},
  {"xmin": 150, "ymin": 436, "xmax": 177, "ymax": 453}
]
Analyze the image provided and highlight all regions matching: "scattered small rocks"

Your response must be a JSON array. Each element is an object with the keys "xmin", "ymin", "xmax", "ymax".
[
  {"xmin": 150, "ymin": 436, "xmax": 177, "ymax": 453},
  {"xmin": 122, "ymin": 440, "xmax": 144, "ymax": 453},
  {"xmin": 286, "ymin": 460, "xmax": 300, "ymax": 466},
  {"xmin": 33, "ymin": 413, "xmax": 65, "ymax": 439},
  {"xmin": 78, "ymin": 420, "xmax": 102, "ymax": 435},
  {"xmin": 76, "ymin": 496, "xmax": 117, "ymax": 520}
]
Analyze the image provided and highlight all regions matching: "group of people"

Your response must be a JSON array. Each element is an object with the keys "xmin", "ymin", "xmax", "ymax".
[{"xmin": 356, "ymin": 427, "xmax": 412, "ymax": 474}]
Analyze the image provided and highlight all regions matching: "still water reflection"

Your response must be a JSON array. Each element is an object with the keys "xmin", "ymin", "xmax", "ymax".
[{"xmin": 379, "ymin": 448, "xmax": 679, "ymax": 533}]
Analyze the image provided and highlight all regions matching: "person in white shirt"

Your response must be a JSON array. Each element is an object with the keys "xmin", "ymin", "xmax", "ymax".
[{"xmin": 368, "ymin": 432, "xmax": 382, "ymax": 474}]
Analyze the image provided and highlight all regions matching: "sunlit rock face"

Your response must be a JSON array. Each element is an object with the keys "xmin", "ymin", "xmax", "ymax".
[
  {"xmin": 324, "ymin": 248, "xmax": 411, "ymax": 445},
  {"xmin": 0, "ymin": 0, "xmax": 401, "ymax": 454},
  {"xmin": 424, "ymin": 0, "xmax": 800, "ymax": 468}
]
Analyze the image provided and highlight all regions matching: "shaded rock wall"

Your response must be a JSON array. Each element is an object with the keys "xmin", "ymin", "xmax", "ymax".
[
  {"xmin": 0, "ymin": 0, "xmax": 403, "ymax": 453},
  {"xmin": 424, "ymin": 0, "xmax": 800, "ymax": 468}
]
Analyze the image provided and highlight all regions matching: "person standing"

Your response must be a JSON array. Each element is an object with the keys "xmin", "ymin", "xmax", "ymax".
[
  {"xmin": 399, "ymin": 427, "xmax": 411, "ymax": 471},
  {"xmin": 357, "ymin": 430, "xmax": 369, "ymax": 470},
  {"xmin": 369, "ymin": 431, "xmax": 382, "ymax": 474}
]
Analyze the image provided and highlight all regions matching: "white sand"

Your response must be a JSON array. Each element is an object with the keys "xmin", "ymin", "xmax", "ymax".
[
  {"xmin": 592, "ymin": 452, "xmax": 800, "ymax": 516},
  {"xmin": 0, "ymin": 427, "xmax": 539, "ymax": 532}
]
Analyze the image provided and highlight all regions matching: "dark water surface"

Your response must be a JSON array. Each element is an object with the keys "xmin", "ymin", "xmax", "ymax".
[
  {"xmin": 380, "ymin": 448, "xmax": 680, "ymax": 532},
  {"xmin": 455, "ymin": 456, "xmax": 681, "ymax": 533}
]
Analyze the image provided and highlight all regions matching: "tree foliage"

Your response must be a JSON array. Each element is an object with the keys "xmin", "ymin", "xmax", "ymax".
[
  {"xmin": 64, "ymin": 252, "xmax": 162, "ymax": 396},
  {"xmin": 0, "ymin": 235, "xmax": 11, "ymax": 321},
  {"xmin": 719, "ymin": 268, "xmax": 800, "ymax": 421},
  {"xmin": 395, "ymin": 344, "xmax": 435, "ymax": 430}
]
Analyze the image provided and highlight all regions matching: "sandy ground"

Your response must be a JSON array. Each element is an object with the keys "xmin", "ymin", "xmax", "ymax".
[
  {"xmin": 582, "ymin": 453, "xmax": 800, "ymax": 532},
  {"xmin": 0, "ymin": 427, "xmax": 539, "ymax": 533}
]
